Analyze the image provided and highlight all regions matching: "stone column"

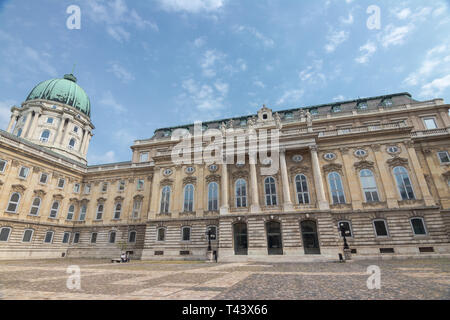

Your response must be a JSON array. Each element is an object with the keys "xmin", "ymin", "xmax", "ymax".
[
  {"xmin": 54, "ymin": 116, "xmax": 66, "ymax": 145},
  {"xmin": 280, "ymin": 149, "xmax": 294, "ymax": 211},
  {"xmin": 340, "ymin": 147, "xmax": 363, "ymax": 210},
  {"xmin": 310, "ymin": 146, "xmax": 330, "ymax": 210},
  {"xmin": 220, "ymin": 162, "xmax": 229, "ymax": 215},
  {"xmin": 79, "ymin": 129, "xmax": 87, "ymax": 153},
  {"xmin": 406, "ymin": 142, "xmax": 435, "ymax": 206},
  {"xmin": 27, "ymin": 110, "xmax": 41, "ymax": 139},
  {"xmin": 6, "ymin": 114, "xmax": 16, "ymax": 133},
  {"xmin": 148, "ymin": 168, "xmax": 161, "ymax": 219},
  {"xmin": 22, "ymin": 112, "xmax": 32, "ymax": 137},
  {"xmin": 250, "ymin": 161, "xmax": 260, "ymax": 213},
  {"xmin": 59, "ymin": 117, "xmax": 69, "ymax": 146},
  {"xmin": 372, "ymin": 144, "xmax": 398, "ymax": 208},
  {"xmin": 83, "ymin": 133, "xmax": 92, "ymax": 156},
  {"xmin": 439, "ymin": 109, "xmax": 450, "ymax": 128}
]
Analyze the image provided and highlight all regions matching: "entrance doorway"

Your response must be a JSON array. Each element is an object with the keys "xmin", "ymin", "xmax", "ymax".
[
  {"xmin": 301, "ymin": 220, "xmax": 321, "ymax": 255},
  {"xmin": 266, "ymin": 221, "xmax": 283, "ymax": 255},
  {"xmin": 233, "ymin": 223, "xmax": 248, "ymax": 255}
]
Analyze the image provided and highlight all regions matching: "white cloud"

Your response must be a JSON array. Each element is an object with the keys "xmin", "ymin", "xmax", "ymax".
[
  {"xmin": 253, "ymin": 80, "xmax": 265, "ymax": 88},
  {"xmin": 200, "ymin": 49, "xmax": 225, "ymax": 78},
  {"xmin": 380, "ymin": 24, "xmax": 414, "ymax": 48},
  {"xmin": 88, "ymin": 150, "xmax": 117, "ymax": 165},
  {"xmin": 333, "ymin": 95, "xmax": 345, "ymax": 102},
  {"xmin": 181, "ymin": 78, "xmax": 229, "ymax": 112},
  {"xmin": 233, "ymin": 25, "xmax": 275, "ymax": 48},
  {"xmin": 325, "ymin": 29, "xmax": 349, "ymax": 53},
  {"xmin": 355, "ymin": 41, "xmax": 377, "ymax": 64},
  {"xmin": 299, "ymin": 60, "xmax": 326, "ymax": 84},
  {"xmin": 108, "ymin": 63, "xmax": 135, "ymax": 83},
  {"xmin": 277, "ymin": 89, "xmax": 304, "ymax": 106},
  {"xmin": 421, "ymin": 74, "xmax": 450, "ymax": 98},
  {"xmin": 340, "ymin": 13, "xmax": 354, "ymax": 25},
  {"xmin": 396, "ymin": 8, "xmax": 411, "ymax": 20},
  {"xmin": 99, "ymin": 91, "xmax": 126, "ymax": 114},
  {"xmin": 193, "ymin": 37, "xmax": 206, "ymax": 48},
  {"xmin": 157, "ymin": 0, "xmax": 225, "ymax": 13}
]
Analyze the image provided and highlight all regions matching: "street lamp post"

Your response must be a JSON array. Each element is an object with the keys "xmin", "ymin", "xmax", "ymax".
[{"xmin": 339, "ymin": 223, "xmax": 352, "ymax": 261}]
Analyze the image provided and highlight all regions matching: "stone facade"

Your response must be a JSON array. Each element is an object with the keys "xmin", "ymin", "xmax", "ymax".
[{"xmin": 0, "ymin": 85, "xmax": 449, "ymax": 262}]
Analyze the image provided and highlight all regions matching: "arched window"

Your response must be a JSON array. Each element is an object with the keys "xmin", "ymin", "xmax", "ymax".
[
  {"xmin": 0, "ymin": 227, "xmax": 12, "ymax": 242},
  {"xmin": 373, "ymin": 219, "xmax": 389, "ymax": 237},
  {"xmin": 182, "ymin": 226, "xmax": 191, "ymax": 241},
  {"xmin": 157, "ymin": 228, "xmax": 166, "ymax": 241},
  {"xmin": 264, "ymin": 177, "xmax": 277, "ymax": 206},
  {"xmin": 410, "ymin": 218, "xmax": 427, "ymax": 235},
  {"xmin": 96, "ymin": 204, "xmax": 104, "ymax": 220},
  {"xmin": 114, "ymin": 203, "xmax": 122, "ymax": 220},
  {"xmin": 208, "ymin": 182, "xmax": 219, "ymax": 211},
  {"xmin": 132, "ymin": 199, "xmax": 142, "ymax": 219},
  {"xmin": 183, "ymin": 184, "xmax": 194, "ymax": 212},
  {"xmin": 44, "ymin": 231, "xmax": 54, "ymax": 243},
  {"xmin": 295, "ymin": 174, "xmax": 310, "ymax": 204},
  {"xmin": 328, "ymin": 172, "xmax": 346, "ymax": 204},
  {"xmin": 40, "ymin": 130, "xmax": 50, "ymax": 142},
  {"xmin": 360, "ymin": 169, "xmax": 379, "ymax": 202},
  {"xmin": 7, "ymin": 193, "xmax": 21, "ymax": 213},
  {"xmin": 109, "ymin": 231, "xmax": 116, "ymax": 243},
  {"xmin": 22, "ymin": 229, "xmax": 34, "ymax": 243},
  {"xmin": 128, "ymin": 231, "xmax": 137, "ymax": 243},
  {"xmin": 79, "ymin": 204, "xmax": 87, "ymax": 221},
  {"xmin": 393, "ymin": 166, "xmax": 415, "ymax": 200},
  {"xmin": 67, "ymin": 204, "xmax": 75, "ymax": 220},
  {"xmin": 49, "ymin": 201, "xmax": 60, "ymax": 218},
  {"xmin": 235, "ymin": 179, "xmax": 247, "ymax": 208},
  {"xmin": 68, "ymin": 138, "xmax": 76, "ymax": 149},
  {"xmin": 160, "ymin": 186, "xmax": 171, "ymax": 213},
  {"xmin": 29, "ymin": 197, "xmax": 41, "ymax": 216}
]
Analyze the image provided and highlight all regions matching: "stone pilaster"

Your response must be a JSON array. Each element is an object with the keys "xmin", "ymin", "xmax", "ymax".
[
  {"xmin": 310, "ymin": 146, "xmax": 329, "ymax": 210},
  {"xmin": 220, "ymin": 163, "xmax": 229, "ymax": 215},
  {"xmin": 250, "ymin": 162, "xmax": 260, "ymax": 213},
  {"xmin": 280, "ymin": 149, "xmax": 293, "ymax": 211},
  {"xmin": 340, "ymin": 147, "xmax": 363, "ymax": 210},
  {"xmin": 372, "ymin": 144, "xmax": 398, "ymax": 208},
  {"xmin": 406, "ymin": 142, "xmax": 435, "ymax": 206}
]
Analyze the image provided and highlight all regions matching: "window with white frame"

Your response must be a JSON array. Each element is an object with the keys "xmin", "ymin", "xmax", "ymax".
[
  {"xmin": 264, "ymin": 177, "xmax": 277, "ymax": 206},
  {"xmin": 73, "ymin": 126, "xmax": 79, "ymax": 133},
  {"xmin": 410, "ymin": 218, "xmax": 427, "ymax": 236},
  {"xmin": 295, "ymin": 174, "xmax": 310, "ymax": 204},
  {"xmin": 132, "ymin": 199, "xmax": 142, "ymax": 219},
  {"xmin": 438, "ymin": 151, "xmax": 450, "ymax": 164},
  {"xmin": 113, "ymin": 203, "xmax": 122, "ymax": 220},
  {"xmin": 39, "ymin": 173, "xmax": 48, "ymax": 184},
  {"xmin": 393, "ymin": 166, "xmax": 415, "ymax": 200},
  {"xmin": 183, "ymin": 184, "xmax": 194, "ymax": 212},
  {"xmin": 373, "ymin": 219, "xmax": 389, "ymax": 237},
  {"xmin": 7, "ymin": 192, "xmax": 21, "ymax": 213},
  {"xmin": 235, "ymin": 179, "xmax": 247, "ymax": 208},
  {"xmin": 57, "ymin": 178, "xmax": 65, "ymax": 189},
  {"xmin": 73, "ymin": 232, "xmax": 80, "ymax": 244},
  {"xmin": 360, "ymin": 169, "xmax": 380, "ymax": 202},
  {"xmin": 157, "ymin": 228, "xmax": 166, "ymax": 241},
  {"xmin": 182, "ymin": 226, "xmax": 191, "ymax": 241},
  {"xmin": 62, "ymin": 232, "xmax": 70, "ymax": 244},
  {"xmin": 22, "ymin": 229, "xmax": 34, "ymax": 243},
  {"xmin": 160, "ymin": 186, "xmax": 171, "ymax": 213},
  {"xmin": 139, "ymin": 152, "xmax": 149, "ymax": 162},
  {"xmin": 29, "ymin": 197, "xmax": 41, "ymax": 216},
  {"xmin": 46, "ymin": 117, "xmax": 54, "ymax": 124},
  {"xmin": 73, "ymin": 183, "xmax": 80, "ymax": 193},
  {"xmin": 208, "ymin": 182, "xmax": 219, "ymax": 211},
  {"xmin": 137, "ymin": 179, "xmax": 144, "ymax": 191},
  {"xmin": 49, "ymin": 201, "xmax": 60, "ymax": 218},
  {"xmin": 109, "ymin": 231, "xmax": 116, "ymax": 243},
  {"xmin": 79, "ymin": 204, "xmax": 87, "ymax": 221},
  {"xmin": 328, "ymin": 172, "xmax": 346, "ymax": 204},
  {"xmin": 338, "ymin": 221, "xmax": 353, "ymax": 237},
  {"xmin": 102, "ymin": 182, "xmax": 108, "ymax": 192},
  {"xmin": 118, "ymin": 180, "xmax": 126, "ymax": 191},
  {"xmin": 128, "ymin": 231, "xmax": 137, "ymax": 243},
  {"xmin": 44, "ymin": 231, "xmax": 54, "ymax": 243},
  {"xmin": 18, "ymin": 166, "xmax": 29, "ymax": 179},
  {"xmin": 84, "ymin": 184, "xmax": 91, "ymax": 194},
  {"xmin": 0, "ymin": 159, "xmax": 6, "ymax": 173},
  {"xmin": 67, "ymin": 205, "xmax": 75, "ymax": 220},
  {"xmin": 90, "ymin": 232, "xmax": 97, "ymax": 244},
  {"xmin": 40, "ymin": 130, "xmax": 50, "ymax": 142},
  {"xmin": 0, "ymin": 227, "xmax": 11, "ymax": 242},
  {"xmin": 68, "ymin": 138, "xmax": 76, "ymax": 149},
  {"xmin": 423, "ymin": 117, "xmax": 438, "ymax": 130},
  {"xmin": 95, "ymin": 204, "xmax": 104, "ymax": 220}
]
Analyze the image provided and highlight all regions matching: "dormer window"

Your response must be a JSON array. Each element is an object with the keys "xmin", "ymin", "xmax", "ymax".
[
  {"xmin": 240, "ymin": 119, "xmax": 247, "ymax": 126},
  {"xmin": 331, "ymin": 106, "xmax": 341, "ymax": 113},
  {"xmin": 284, "ymin": 112, "xmax": 293, "ymax": 119},
  {"xmin": 381, "ymin": 99, "xmax": 393, "ymax": 107},
  {"xmin": 357, "ymin": 101, "xmax": 368, "ymax": 110},
  {"xmin": 163, "ymin": 130, "xmax": 171, "ymax": 137},
  {"xmin": 310, "ymin": 108, "xmax": 318, "ymax": 115}
]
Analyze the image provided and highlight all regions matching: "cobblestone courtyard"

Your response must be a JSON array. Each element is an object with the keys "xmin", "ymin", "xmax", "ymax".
[{"xmin": 0, "ymin": 258, "xmax": 449, "ymax": 300}]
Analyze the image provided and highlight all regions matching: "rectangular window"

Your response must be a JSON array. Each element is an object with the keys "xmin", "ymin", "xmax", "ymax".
[
  {"xmin": 46, "ymin": 117, "xmax": 54, "ymax": 124},
  {"xmin": 140, "ymin": 152, "xmax": 149, "ymax": 162},
  {"xmin": 19, "ymin": 166, "xmax": 29, "ymax": 179},
  {"xmin": 22, "ymin": 229, "xmax": 34, "ymax": 242},
  {"xmin": 0, "ymin": 228, "xmax": 11, "ymax": 242},
  {"xmin": 73, "ymin": 232, "xmax": 80, "ymax": 244},
  {"xmin": 132, "ymin": 200, "xmax": 142, "ymax": 219},
  {"xmin": 79, "ymin": 205, "xmax": 87, "ymax": 221},
  {"xmin": 0, "ymin": 159, "xmax": 7, "ymax": 173},
  {"xmin": 58, "ymin": 178, "xmax": 65, "ymax": 189},
  {"xmin": 62, "ymin": 232, "xmax": 70, "ymax": 244},
  {"xmin": 91, "ymin": 232, "xmax": 97, "ymax": 244},
  {"xmin": 39, "ymin": 173, "xmax": 48, "ymax": 184},
  {"xmin": 44, "ymin": 231, "xmax": 54, "ymax": 243},
  {"xmin": 411, "ymin": 218, "xmax": 427, "ymax": 235},
  {"xmin": 118, "ymin": 180, "xmax": 126, "ymax": 191},
  {"xmin": 84, "ymin": 184, "xmax": 91, "ymax": 194},
  {"xmin": 137, "ymin": 179, "xmax": 145, "ymax": 191},
  {"xmin": 438, "ymin": 151, "xmax": 450, "ymax": 164},
  {"xmin": 373, "ymin": 220, "xmax": 389, "ymax": 237},
  {"xmin": 102, "ymin": 182, "xmax": 108, "ymax": 192},
  {"xmin": 73, "ymin": 126, "xmax": 79, "ymax": 133},
  {"xmin": 73, "ymin": 183, "xmax": 80, "ymax": 193},
  {"xmin": 423, "ymin": 118, "xmax": 438, "ymax": 129},
  {"xmin": 109, "ymin": 232, "xmax": 116, "ymax": 243},
  {"xmin": 182, "ymin": 227, "xmax": 191, "ymax": 241}
]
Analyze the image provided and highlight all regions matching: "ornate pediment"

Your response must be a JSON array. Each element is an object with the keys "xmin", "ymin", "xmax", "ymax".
[
  {"xmin": 33, "ymin": 189, "xmax": 47, "ymax": 197},
  {"xmin": 160, "ymin": 178, "xmax": 174, "ymax": 186},
  {"xmin": 133, "ymin": 194, "xmax": 144, "ymax": 201},
  {"xmin": 354, "ymin": 160, "xmax": 375, "ymax": 170},
  {"xmin": 11, "ymin": 184, "xmax": 26, "ymax": 193},
  {"xmin": 322, "ymin": 163, "xmax": 343, "ymax": 173},
  {"xmin": 53, "ymin": 194, "xmax": 64, "ymax": 200},
  {"xmin": 97, "ymin": 197, "xmax": 107, "ymax": 203},
  {"xmin": 80, "ymin": 198, "xmax": 90, "ymax": 203},
  {"xmin": 232, "ymin": 170, "xmax": 249, "ymax": 180},
  {"xmin": 206, "ymin": 174, "xmax": 221, "ymax": 183},
  {"xmin": 69, "ymin": 197, "xmax": 79, "ymax": 203},
  {"xmin": 387, "ymin": 157, "xmax": 409, "ymax": 168},
  {"xmin": 289, "ymin": 165, "xmax": 310, "ymax": 175},
  {"xmin": 183, "ymin": 176, "xmax": 197, "ymax": 186},
  {"xmin": 114, "ymin": 196, "xmax": 124, "ymax": 202},
  {"xmin": 442, "ymin": 171, "xmax": 450, "ymax": 178}
]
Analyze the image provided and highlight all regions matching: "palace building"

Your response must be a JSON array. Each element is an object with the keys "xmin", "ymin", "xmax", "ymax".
[{"xmin": 0, "ymin": 73, "xmax": 449, "ymax": 261}]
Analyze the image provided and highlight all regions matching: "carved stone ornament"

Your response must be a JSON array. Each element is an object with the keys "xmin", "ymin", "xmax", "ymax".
[
  {"xmin": 322, "ymin": 163, "xmax": 343, "ymax": 173},
  {"xmin": 53, "ymin": 194, "xmax": 64, "ymax": 200},
  {"xmin": 206, "ymin": 174, "xmax": 221, "ymax": 183},
  {"xmin": 97, "ymin": 197, "xmax": 107, "ymax": 203},
  {"xmin": 114, "ymin": 196, "xmax": 125, "ymax": 202},
  {"xmin": 33, "ymin": 189, "xmax": 47, "ymax": 197},
  {"xmin": 387, "ymin": 157, "xmax": 409, "ymax": 168},
  {"xmin": 183, "ymin": 176, "xmax": 197, "ymax": 186},
  {"xmin": 232, "ymin": 170, "xmax": 249, "ymax": 180},
  {"xmin": 354, "ymin": 160, "xmax": 375, "ymax": 170},
  {"xmin": 289, "ymin": 165, "xmax": 310, "ymax": 175},
  {"xmin": 160, "ymin": 178, "xmax": 174, "ymax": 186},
  {"xmin": 11, "ymin": 184, "xmax": 26, "ymax": 193}
]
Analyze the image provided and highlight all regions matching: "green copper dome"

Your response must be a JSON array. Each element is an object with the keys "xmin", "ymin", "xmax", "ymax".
[{"xmin": 26, "ymin": 74, "xmax": 91, "ymax": 117}]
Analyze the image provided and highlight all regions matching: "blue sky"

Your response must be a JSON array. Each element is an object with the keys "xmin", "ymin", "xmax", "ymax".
[{"xmin": 0, "ymin": 0, "xmax": 449, "ymax": 165}]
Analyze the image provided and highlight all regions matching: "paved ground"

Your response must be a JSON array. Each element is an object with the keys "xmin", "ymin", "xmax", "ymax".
[{"xmin": 0, "ymin": 258, "xmax": 449, "ymax": 300}]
